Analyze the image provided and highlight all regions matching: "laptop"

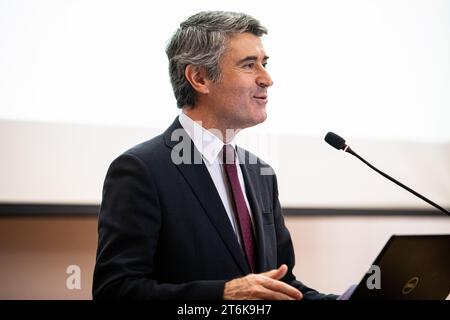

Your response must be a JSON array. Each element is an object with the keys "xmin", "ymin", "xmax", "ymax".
[{"xmin": 348, "ymin": 234, "xmax": 450, "ymax": 300}]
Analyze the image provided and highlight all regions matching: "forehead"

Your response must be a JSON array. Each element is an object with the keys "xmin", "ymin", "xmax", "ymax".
[{"xmin": 224, "ymin": 33, "xmax": 266, "ymax": 60}]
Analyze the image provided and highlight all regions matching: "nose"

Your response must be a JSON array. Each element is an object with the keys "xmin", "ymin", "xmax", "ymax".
[{"xmin": 256, "ymin": 66, "xmax": 274, "ymax": 88}]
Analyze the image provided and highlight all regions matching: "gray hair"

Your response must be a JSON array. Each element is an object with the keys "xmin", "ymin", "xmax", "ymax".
[{"xmin": 166, "ymin": 11, "xmax": 268, "ymax": 109}]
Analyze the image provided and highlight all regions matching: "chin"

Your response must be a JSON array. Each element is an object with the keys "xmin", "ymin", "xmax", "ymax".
[
  {"xmin": 256, "ymin": 109, "xmax": 268, "ymax": 123},
  {"xmin": 245, "ymin": 112, "xmax": 267, "ymax": 128}
]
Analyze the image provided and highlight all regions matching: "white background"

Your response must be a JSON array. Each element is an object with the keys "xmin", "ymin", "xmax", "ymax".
[
  {"xmin": 1, "ymin": 0, "xmax": 449, "ymax": 143},
  {"xmin": 0, "ymin": 0, "xmax": 449, "ymax": 207}
]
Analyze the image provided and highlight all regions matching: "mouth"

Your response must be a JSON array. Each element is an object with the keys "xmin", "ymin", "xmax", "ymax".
[{"xmin": 253, "ymin": 95, "xmax": 268, "ymax": 102}]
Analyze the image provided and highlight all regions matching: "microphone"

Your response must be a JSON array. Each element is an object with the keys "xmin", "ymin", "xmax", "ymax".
[{"xmin": 324, "ymin": 132, "xmax": 450, "ymax": 216}]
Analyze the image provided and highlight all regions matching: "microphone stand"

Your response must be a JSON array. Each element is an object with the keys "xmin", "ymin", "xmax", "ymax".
[{"xmin": 343, "ymin": 145, "xmax": 450, "ymax": 217}]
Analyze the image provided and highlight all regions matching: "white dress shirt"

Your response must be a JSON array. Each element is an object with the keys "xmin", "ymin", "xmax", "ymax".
[{"xmin": 178, "ymin": 111, "xmax": 254, "ymax": 246}]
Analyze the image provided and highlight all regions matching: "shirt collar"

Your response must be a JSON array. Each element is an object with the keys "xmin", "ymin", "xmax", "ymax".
[{"xmin": 178, "ymin": 111, "xmax": 236, "ymax": 165}]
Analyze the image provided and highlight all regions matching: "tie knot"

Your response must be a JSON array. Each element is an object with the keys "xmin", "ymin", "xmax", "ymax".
[{"xmin": 222, "ymin": 144, "xmax": 236, "ymax": 165}]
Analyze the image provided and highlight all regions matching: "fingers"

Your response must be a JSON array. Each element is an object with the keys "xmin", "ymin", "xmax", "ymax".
[
  {"xmin": 259, "ymin": 265, "xmax": 302, "ymax": 300},
  {"xmin": 261, "ymin": 264, "xmax": 288, "ymax": 280},
  {"xmin": 223, "ymin": 265, "xmax": 304, "ymax": 300},
  {"xmin": 255, "ymin": 286, "xmax": 298, "ymax": 300},
  {"xmin": 260, "ymin": 276, "xmax": 303, "ymax": 300},
  {"xmin": 256, "ymin": 265, "xmax": 302, "ymax": 300}
]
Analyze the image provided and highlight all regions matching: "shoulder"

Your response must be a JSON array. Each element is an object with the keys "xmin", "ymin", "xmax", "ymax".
[
  {"xmin": 108, "ymin": 133, "xmax": 172, "ymax": 175},
  {"xmin": 124, "ymin": 134, "xmax": 167, "ymax": 161},
  {"xmin": 116, "ymin": 116, "xmax": 186, "ymax": 167}
]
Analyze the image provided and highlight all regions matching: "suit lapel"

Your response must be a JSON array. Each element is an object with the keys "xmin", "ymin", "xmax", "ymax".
[{"xmin": 163, "ymin": 117, "xmax": 250, "ymax": 274}]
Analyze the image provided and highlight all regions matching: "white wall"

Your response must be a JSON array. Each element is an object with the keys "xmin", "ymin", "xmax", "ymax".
[
  {"xmin": 1, "ymin": 0, "xmax": 449, "ymax": 142},
  {"xmin": 1, "ymin": 0, "xmax": 449, "ymax": 206},
  {"xmin": 1, "ymin": 120, "xmax": 449, "ymax": 208}
]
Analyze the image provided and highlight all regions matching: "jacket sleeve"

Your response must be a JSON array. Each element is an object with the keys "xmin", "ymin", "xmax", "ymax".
[
  {"xmin": 271, "ymin": 173, "xmax": 339, "ymax": 301},
  {"xmin": 92, "ymin": 152, "xmax": 226, "ymax": 299}
]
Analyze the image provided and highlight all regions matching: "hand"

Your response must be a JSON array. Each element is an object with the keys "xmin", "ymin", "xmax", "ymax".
[{"xmin": 223, "ymin": 264, "xmax": 303, "ymax": 300}]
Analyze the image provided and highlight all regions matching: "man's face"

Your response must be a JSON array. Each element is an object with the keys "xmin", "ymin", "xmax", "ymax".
[{"xmin": 205, "ymin": 32, "xmax": 273, "ymax": 130}]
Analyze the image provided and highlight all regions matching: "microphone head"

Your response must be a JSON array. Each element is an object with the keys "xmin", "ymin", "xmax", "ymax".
[{"xmin": 325, "ymin": 132, "xmax": 346, "ymax": 150}]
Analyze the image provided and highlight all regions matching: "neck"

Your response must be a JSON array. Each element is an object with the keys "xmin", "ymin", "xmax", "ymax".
[{"xmin": 182, "ymin": 107, "xmax": 240, "ymax": 143}]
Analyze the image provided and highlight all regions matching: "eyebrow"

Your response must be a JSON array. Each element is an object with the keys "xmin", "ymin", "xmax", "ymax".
[{"xmin": 237, "ymin": 55, "xmax": 270, "ymax": 64}]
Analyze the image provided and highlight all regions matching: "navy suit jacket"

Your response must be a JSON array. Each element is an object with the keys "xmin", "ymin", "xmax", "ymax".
[{"xmin": 92, "ymin": 117, "xmax": 338, "ymax": 300}]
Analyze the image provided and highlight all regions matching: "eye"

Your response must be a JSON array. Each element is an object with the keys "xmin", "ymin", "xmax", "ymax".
[
  {"xmin": 262, "ymin": 62, "xmax": 268, "ymax": 68},
  {"xmin": 244, "ymin": 62, "xmax": 255, "ymax": 69}
]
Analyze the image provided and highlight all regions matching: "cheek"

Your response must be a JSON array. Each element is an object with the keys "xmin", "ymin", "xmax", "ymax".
[{"xmin": 219, "ymin": 85, "xmax": 253, "ymax": 102}]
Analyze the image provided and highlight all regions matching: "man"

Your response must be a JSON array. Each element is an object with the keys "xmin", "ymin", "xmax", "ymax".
[{"xmin": 93, "ymin": 11, "xmax": 337, "ymax": 300}]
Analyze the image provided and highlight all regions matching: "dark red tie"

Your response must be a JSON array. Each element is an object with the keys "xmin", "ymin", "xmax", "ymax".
[{"xmin": 222, "ymin": 144, "xmax": 256, "ymax": 272}]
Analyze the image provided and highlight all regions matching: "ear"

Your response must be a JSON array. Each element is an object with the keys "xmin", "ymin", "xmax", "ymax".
[{"xmin": 184, "ymin": 65, "xmax": 210, "ymax": 94}]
